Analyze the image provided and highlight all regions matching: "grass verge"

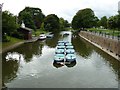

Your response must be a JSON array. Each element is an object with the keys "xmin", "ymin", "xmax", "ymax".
[
  {"xmin": 88, "ymin": 28, "xmax": 120, "ymax": 36},
  {"xmin": 2, "ymin": 36, "xmax": 24, "ymax": 50}
]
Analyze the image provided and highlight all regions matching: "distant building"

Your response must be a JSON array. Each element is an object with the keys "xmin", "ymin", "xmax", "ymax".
[{"xmin": 18, "ymin": 27, "xmax": 32, "ymax": 40}]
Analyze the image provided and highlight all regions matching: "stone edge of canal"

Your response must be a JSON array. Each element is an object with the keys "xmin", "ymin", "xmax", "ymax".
[{"xmin": 79, "ymin": 33, "xmax": 119, "ymax": 61}]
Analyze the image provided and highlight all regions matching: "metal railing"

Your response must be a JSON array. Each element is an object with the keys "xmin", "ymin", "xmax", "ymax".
[{"xmin": 87, "ymin": 31, "xmax": 120, "ymax": 41}]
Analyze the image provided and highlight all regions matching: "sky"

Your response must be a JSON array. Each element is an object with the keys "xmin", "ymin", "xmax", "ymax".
[{"xmin": 1, "ymin": 0, "xmax": 120, "ymax": 22}]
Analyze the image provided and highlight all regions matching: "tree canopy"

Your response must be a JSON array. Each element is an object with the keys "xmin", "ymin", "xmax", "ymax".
[
  {"xmin": 44, "ymin": 14, "xmax": 60, "ymax": 32},
  {"xmin": 107, "ymin": 15, "xmax": 120, "ymax": 30},
  {"xmin": 2, "ymin": 11, "xmax": 17, "ymax": 35},
  {"xmin": 98, "ymin": 16, "xmax": 107, "ymax": 29},
  {"xmin": 72, "ymin": 8, "xmax": 97, "ymax": 30},
  {"xmin": 18, "ymin": 7, "xmax": 45, "ymax": 30},
  {"xmin": 59, "ymin": 18, "xmax": 70, "ymax": 30}
]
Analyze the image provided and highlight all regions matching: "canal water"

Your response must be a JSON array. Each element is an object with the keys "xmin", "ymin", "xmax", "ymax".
[{"xmin": 2, "ymin": 31, "xmax": 119, "ymax": 88}]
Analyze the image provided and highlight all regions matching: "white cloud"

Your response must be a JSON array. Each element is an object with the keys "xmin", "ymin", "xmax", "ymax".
[{"xmin": 1, "ymin": 0, "xmax": 120, "ymax": 22}]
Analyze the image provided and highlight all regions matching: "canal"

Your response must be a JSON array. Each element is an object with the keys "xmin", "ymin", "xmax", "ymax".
[{"xmin": 2, "ymin": 31, "xmax": 119, "ymax": 88}]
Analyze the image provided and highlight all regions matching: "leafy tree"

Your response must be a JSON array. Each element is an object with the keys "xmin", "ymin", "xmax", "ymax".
[
  {"xmin": 2, "ymin": 11, "xmax": 17, "ymax": 41},
  {"xmin": 44, "ymin": 14, "xmax": 60, "ymax": 32},
  {"xmin": 98, "ymin": 16, "xmax": 107, "ymax": 28},
  {"xmin": 108, "ymin": 15, "xmax": 118, "ymax": 29},
  {"xmin": 64, "ymin": 20, "xmax": 70, "ymax": 27},
  {"xmin": 59, "ymin": 18, "xmax": 70, "ymax": 30},
  {"xmin": 18, "ymin": 7, "xmax": 45, "ymax": 30},
  {"xmin": 59, "ymin": 17, "xmax": 65, "ymax": 30},
  {"xmin": 72, "ymin": 8, "xmax": 97, "ymax": 30},
  {"xmin": 117, "ymin": 14, "xmax": 120, "ymax": 30}
]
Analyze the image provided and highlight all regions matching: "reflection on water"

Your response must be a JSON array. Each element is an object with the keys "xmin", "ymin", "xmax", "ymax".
[
  {"xmin": 72, "ymin": 35, "xmax": 93, "ymax": 59},
  {"xmin": 45, "ymin": 33, "xmax": 62, "ymax": 48},
  {"xmin": 6, "ymin": 52, "xmax": 23, "ymax": 62},
  {"xmin": 65, "ymin": 61, "xmax": 76, "ymax": 68},
  {"xmin": 53, "ymin": 62, "xmax": 64, "ymax": 68},
  {"xmin": 53, "ymin": 61, "xmax": 76, "ymax": 68},
  {"xmin": 2, "ymin": 31, "xmax": 120, "ymax": 88}
]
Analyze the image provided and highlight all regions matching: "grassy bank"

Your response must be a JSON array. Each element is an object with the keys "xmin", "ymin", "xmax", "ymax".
[
  {"xmin": 2, "ymin": 36, "xmax": 24, "ymax": 49},
  {"xmin": 88, "ymin": 28, "xmax": 120, "ymax": 36}
]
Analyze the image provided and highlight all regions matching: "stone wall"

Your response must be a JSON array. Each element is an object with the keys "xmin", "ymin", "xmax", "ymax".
[{"xmin": 80, "ymin": 31, "xmax": 120, "ymax": 59}]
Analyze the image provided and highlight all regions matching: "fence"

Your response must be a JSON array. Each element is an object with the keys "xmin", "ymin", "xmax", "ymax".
[
  {"xmin": 80, "ymin": 31, "xmax": 120, "ymax": 59},
  {"xmin": 87, "ymin": 30, "xmax": 120, "ymax": 41}
]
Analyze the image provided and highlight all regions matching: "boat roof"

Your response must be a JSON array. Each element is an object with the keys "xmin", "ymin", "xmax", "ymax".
[
  {"xmin": 57, "ymin": 45, "xmax": 65, "ymax": 47},
  {"xmin": 66, "ymin": 46, "xmax": 74, "ymax": 48},
  {"xmin": 66, "ymin": 49, "xmax": 75, "ymax": 51},
  {"xmin": 57, "ymin": 46, "xmax": 65, "ymax": 48},
  {"xmin": 65, "ymin": 43, "xmax": 72, "ymax": 46},
  {"xmin": 55, "ymin": 54, "xmax": 65, "ymax": 57},
  {"xmin": 58, "ymin": 43, "xmax": 65, "ymax": 46},
  {"xmin": 55, "ymin": 49, "xmax": 64, "ymax": 52},
  {"xmin": 66, "ymin": 54, "xmax": 76, "ymax": 57}
]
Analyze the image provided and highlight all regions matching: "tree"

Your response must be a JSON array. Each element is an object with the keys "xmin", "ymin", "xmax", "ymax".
[
  {"xmin": 59, "ymin": 18, "xmax": 70, "ymax": 30},
  {"xmin": 59, "ymin": 17, "xmax": 65, "ymax": 30},
  {"xmin": 108, "ymin": 15, "xmax": 118, "ymax": 29},
  {"xmin": 44, "ymin": 14, "xmax": 60, "ymax": 32},
  {"xmin": 72, "ymin": 8, "xmax": 97, "ymax": 30},
  {"xmin": 64, "ymin": 20, "xmax": 70, "ymax": 28},
  {"xmin": 2, "ymin": 11, "xmax": 17, "ymax": 36},
  {"xmin": 18, "ymin": 7, "xmax": 45, "ymax": 30},
  {"xmin": 98, "ymin": 16, "xmax": 107, "ymax": 29}
]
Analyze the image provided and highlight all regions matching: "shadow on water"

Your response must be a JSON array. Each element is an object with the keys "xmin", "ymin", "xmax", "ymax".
[
  {"xmin": 45, "ymin": 32, "xmax": 62, "ymax": 48},
  {"xmin": 53, "ymin": 62, "xmax": 64, "ymax": 68},
  {"xmin": 65, "ymin": 61, "xmax": 76, "ymax": 68},
  {"xmin": 72, "ymin": 35, "xmax": 93, "ymax": 59},
  {"xmin": 72, "ymin": 34, "xmax": 119, "ymax": 79},
  {"xmin": 2, "ymin": 40, "xmax": 44, "ymax": 85},
  {"xmin": 53, "ymin": 61, "xmax": 77, "ymax": 68},
  {"xmin": 80, "ymin": 36, "xmax": 119, "ymax": 75}
]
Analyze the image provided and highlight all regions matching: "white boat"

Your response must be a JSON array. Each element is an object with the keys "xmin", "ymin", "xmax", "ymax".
[
  {"xmin": 66, "ymin": 46, "xmax": 74, "ymax": 49},
  {"xmin": 54, "ymin": 54, "xmax": 65, "ymax": 63},
  {"xmin": 54, "ymin": 41, "xmax": 76, "ymax": 64},
  {"xmin": 65, "ymin": 42, "xmax": 72, "ymax": 46},
  {"xmin": 55, "ymin": 49, "xmax": 65, "ymax": 54},
  {"xmin": 66, "ymin": 54, "xmax": 76, "ymax": 62},
  {"xmin": 46, "ymin": 32, "xmax": 54, "ymax": 38},
  {"xmin": 56, "ymin": 46, "xmax": 65, "ymax": 49},
  {"xmin": 66, "ymin": 49, "xmax": 75, "ymax": 54},
  {"xmin": 58, "ymin": 43, "xmax": 65, "ymax": 46},
  {"xmin": 39, "ymin": 34, "xmax": 46, "ymax": 40}
]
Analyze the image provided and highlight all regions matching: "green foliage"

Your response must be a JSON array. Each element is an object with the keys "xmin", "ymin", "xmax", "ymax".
[
  {"xmin": 72, "ymin": 8, "xmax": 97, "ymax": 30},
  {"xmin": 44, "ymin": 14, "xmax": 60, "ymax": 32},
  {"xmin": 2, "ymin": 36, "xmax": 23, "ymax": 49},
  {"xmin": 2, "ymin": 11, "xmax": 17, "ymax": 35},
  {"xmin": 107, "ymin": 15, "xmax": 119, "ymax": 29},
  {"xmin": 59, "ymin": 18, "xmax": 70, "ymax": 31},
  {"xmin": 59, "ymin": 18, "xmax": 65, "ymax": 30},
  {"xmin": 98, "ymin": 16, "xmax": 107, "ymax": 28},
  {"xmin": 40, "ymin": 22, "xmax": 45, "ymax": 31},
  {"xmin": 18, "ymin": 7, "xmax": 45, "ymax": 30},
  {"xmin": 89, "ymin": 28, "xmax": 120, "ymax": 36},
  {"xmin": 64, "ymin": 20, "xmax": 70, "ymax": 27}
]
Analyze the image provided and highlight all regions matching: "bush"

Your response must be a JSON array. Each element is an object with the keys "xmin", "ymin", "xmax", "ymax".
[{"xmin": 2, "ymin": 35, "xmax": 10, "ymax": 42}]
